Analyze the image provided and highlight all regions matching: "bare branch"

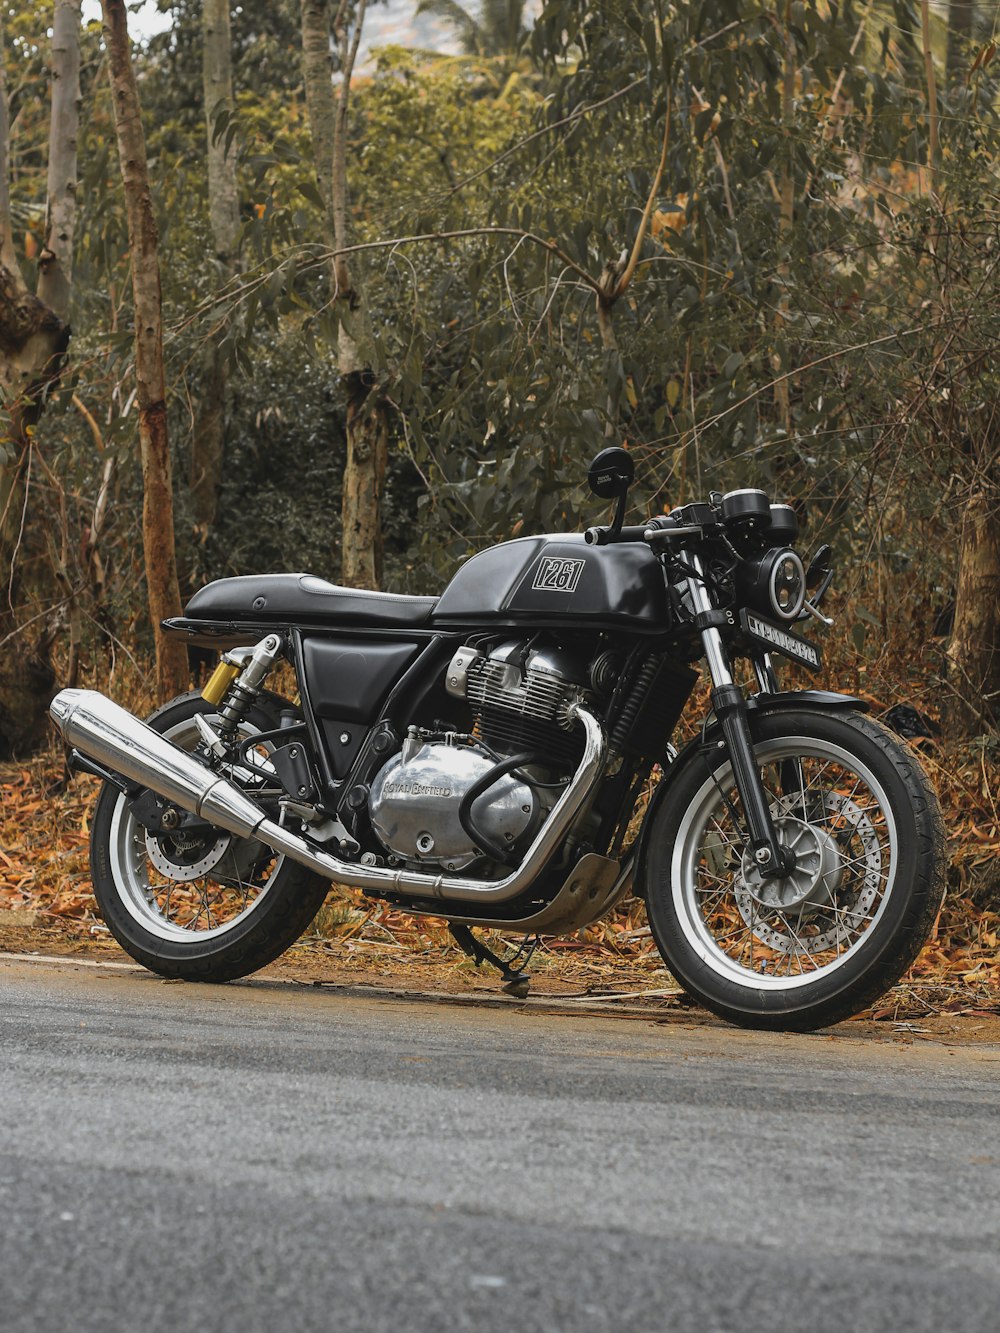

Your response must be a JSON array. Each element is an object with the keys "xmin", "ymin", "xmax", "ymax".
[
  {"xmin": 611, "ymin": 88, "xmax": 671, "ymax": 301},
  {"xmin": 446, "ymin": 78, "xmax": 645, "ymax": 197}
]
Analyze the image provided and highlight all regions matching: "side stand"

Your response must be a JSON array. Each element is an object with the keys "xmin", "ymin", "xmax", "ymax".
[{"xmin": 449, "ymin": 924, "xmax": 536, "ymax": 999}]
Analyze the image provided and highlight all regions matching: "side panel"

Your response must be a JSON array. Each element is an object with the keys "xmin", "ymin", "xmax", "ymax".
[
  {"xmin": 301, "ymin": 638, "xmax": 420, "ymax": 722},
  {"xmin": 300, "ymin": 637, "xmax": 420, "ymax": 780},
  {"xmin": 432, "ymin": 533, "xmax": 669, "ymax": 627}
]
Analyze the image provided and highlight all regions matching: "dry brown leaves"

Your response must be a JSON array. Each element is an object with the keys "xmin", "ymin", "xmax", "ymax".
[
  {"xmin": 2, "ymin": 702, "xmax": 997, "ymax": 1018},
  {"xmin": 0, "ymin": 758, "xmax": 96, "ymax": 924}
]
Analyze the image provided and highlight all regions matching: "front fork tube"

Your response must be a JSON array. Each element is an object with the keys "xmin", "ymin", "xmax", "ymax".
[{"xmin": 685, "ymin": 557, "xmax": 795, "ymax": 879}]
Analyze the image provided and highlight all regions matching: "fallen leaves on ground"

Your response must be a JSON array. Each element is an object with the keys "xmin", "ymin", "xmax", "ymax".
[{"xmin": 2, "ymin": 736, "xmax": 998, "ymax": 1021}]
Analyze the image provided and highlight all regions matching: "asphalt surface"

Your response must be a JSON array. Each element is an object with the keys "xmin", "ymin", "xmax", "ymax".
[{"xmin": 2, "ymin": 956, "xmax": 999, "ymax": 1333}]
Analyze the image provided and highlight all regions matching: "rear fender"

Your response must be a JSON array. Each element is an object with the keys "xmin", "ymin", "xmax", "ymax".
[{"xmin": 631, "ymin": 690, "xmax": 868, "ymax": 899}]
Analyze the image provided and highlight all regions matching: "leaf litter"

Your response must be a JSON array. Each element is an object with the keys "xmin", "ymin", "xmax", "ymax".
[{"xmin": 2, "ymin": 729, "xmax": 998, "ymax": 1029}]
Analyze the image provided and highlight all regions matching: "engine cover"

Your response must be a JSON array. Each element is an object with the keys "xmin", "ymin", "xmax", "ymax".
[{"xmin": 368, "ymin": 740, "xmax": 538, "ymax": 870}]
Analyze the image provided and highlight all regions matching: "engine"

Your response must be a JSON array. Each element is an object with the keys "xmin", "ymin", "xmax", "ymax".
[
  {"xmin": 367, "ymin": 641, "xmax": 591, "ymax": 871},
  {"xmin": 457, "ymin": 641, "xmax": 590, "ymax": 768}
]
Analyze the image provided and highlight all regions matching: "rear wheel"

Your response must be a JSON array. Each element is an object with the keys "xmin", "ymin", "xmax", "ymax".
[
  {"xmin": 89, "ymin": 692, "xmax": 330, "ymax": 981},
  {"xmin": 642, "ymin": 709, "xmax": 945, "ymax": 1031}
]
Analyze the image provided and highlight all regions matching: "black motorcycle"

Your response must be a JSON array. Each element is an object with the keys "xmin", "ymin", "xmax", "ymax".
[{"xmin": 50, "ymin": 449, "xmax": 944, "ymax": 1030}]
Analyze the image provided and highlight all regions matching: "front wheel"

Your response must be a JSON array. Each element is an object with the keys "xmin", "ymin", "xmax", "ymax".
[
  {"xmin": 641, "ymin": 709, "xmax": 945, "ymax": 1031},
  {"xmin": 89, "ymin": 692, "xmax": 330, "ymax": 982}
]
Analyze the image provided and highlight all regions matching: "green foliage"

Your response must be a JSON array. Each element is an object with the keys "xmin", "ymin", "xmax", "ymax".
[
  {"xmin": 415, "ymin": 0, "xmax": 529, "ymax": 58},
  {"xmin": 143, "ymin": 0, "xmax": 304, "ymax": 141},
  {"xmin": 370, "ymin": 0, "xmax": 1000, "ymax": 620},
  {"xmin": 12, "ymin": 0, "xmax": 1000, "ymax": 671}
]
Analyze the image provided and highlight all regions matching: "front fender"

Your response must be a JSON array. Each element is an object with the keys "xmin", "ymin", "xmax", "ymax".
[
  {"xmin": 631, "ymin": 690, "xmax": 868, "ymax": 900},
  {"xmin": 747, "ymin": 689, "xmax": 868, "ymax": 716}
]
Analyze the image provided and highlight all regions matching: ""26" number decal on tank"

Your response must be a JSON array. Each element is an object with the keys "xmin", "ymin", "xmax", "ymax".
[{"xmin": 531, "ymin": 557, "xmax": 586, "ymax": 593}]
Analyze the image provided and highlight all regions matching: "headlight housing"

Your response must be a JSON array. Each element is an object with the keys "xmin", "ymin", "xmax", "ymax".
[{"xmin": 742, "ymin": 547, "xmax": 806, "ymax": 622}]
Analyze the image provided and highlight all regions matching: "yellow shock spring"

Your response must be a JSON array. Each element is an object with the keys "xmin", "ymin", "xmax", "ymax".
[{"xmin": 201, "ymin": 660, "xmax": 241, "ymax": 706}]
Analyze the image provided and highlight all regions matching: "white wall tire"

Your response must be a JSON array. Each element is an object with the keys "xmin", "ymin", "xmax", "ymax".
[
  {"xmin": 89, "ymin": 692, "xmax": 330, "ymax": 982},
  {"xmin": 641, "ymin": 710, "xmax": 945, "ymax": 1030}
]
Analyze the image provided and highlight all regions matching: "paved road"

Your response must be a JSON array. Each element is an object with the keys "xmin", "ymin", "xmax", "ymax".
[{"xmin": 2, "ymin": 956, "xmax": 999, "ymax": 1333}]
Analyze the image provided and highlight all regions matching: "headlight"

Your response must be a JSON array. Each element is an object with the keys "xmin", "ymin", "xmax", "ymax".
[
  {"xmin": 766, "ymin": 548, "xmax": 806, "ymax": 620},
  {"xmin": 742, "ymin": 547, "xmax": 806, "ymax": 622}
]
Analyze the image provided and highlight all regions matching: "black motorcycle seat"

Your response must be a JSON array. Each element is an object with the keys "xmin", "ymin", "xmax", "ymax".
[{"xmin": 184, "ymin": 573, "xmax": 439, "ymax": 628}]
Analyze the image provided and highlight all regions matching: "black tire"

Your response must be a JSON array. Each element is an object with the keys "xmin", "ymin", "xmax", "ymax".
[
  {"xmin": 641, "ymin": 708, "xmax": 945, "ymax": 1031},
  {"xmin": 89, "ymin": 691, "xmax": 330, "ymax": 982}
]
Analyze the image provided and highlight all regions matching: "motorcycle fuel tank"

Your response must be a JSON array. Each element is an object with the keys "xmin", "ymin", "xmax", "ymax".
[{"xmin": 432, "ymin": 534, "xmax": 669, "ymax": 628}]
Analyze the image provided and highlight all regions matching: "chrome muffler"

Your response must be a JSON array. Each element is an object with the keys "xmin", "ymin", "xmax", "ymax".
[{"xmin": 49, "ymin": 689, "xmax": 606, "ymax": 905}]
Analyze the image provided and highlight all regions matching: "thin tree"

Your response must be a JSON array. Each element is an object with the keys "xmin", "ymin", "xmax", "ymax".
[
  {"xmin": 0, "ymin": 0, "xmax": 79, "ymax": 756},
  {"xmin": 948, "ymin": 457, "xmax": 1000, "ymax": 732},
  {"xmin": 37, "ymin": 0, "xmax": 81, "ymax": 323},
  {"xmin": 101, "ymin": 0, "xmax": 187, "ymax": 697},
  {"xmin": 190, "ymin": 0, "xmax": 241, "ymax": 537},
  {"xmin": 946, "ymin": 0, "xmax": 976, "ymax": 83},
  {"xmin": 302, "ymin": 0, "xmax": 387, "ymax": 589}
]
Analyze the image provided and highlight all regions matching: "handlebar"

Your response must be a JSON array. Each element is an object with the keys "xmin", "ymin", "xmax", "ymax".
[
  {"xmin": 584, "ymin": 516, "xmax": 700, "ymax": 547},
  {"xmin": 583, "ymin": 524, "xmax": 651, "ymax": 546}
]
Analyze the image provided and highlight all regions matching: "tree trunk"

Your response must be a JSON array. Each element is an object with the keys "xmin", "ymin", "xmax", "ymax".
[
  {"xmin": 341, "ymin": 375, "xmax": 387, "ymax": 588},
  {"xmin": 0, "ymin": 9, "xmax": 73, "ymax": 756},
  {"xmin": 189, "ymin": 341, "xmax": 227, "ymax": 533},
  {"xmin": 36, "ymin": 0, "xmax": 81, "ymax": 322},
  {"xmin": 300, "ymin": 0, "xmax": 337, "ymax": 250},
  {"xmin": 947, "ymin": 485, "xmax": 1000, "ymax": 733},
  {"xmin": 773, "ymin": 0, "xmax": 795, "ymax": 435},
  {"xmin": 0, "ymin": 265, "xmax": 68, "ymax": 419},
  {"xmin": 102, "ymin": 0, "xmax": 187, "ymax": 699},
  {"xmin": 947, "ymin": 0, "xmax": 976, "ymax": 84},
  {"xmin": 190, "ymin": 0, "xmax": 241, "ymax": 534},
  {"xmin": 0, "ymin": 10, "xmax": 17, "ymax": 278},
  {"xmin": 301, "ymin": 0, "xmax": 386, "ymax": 589},
  {"xmin": 920, "ymin": 0, "xmax": 940, "ymax": 192}
]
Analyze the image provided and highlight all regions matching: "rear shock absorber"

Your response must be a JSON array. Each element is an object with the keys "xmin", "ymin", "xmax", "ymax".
[{"xmin": 209, "ymin": 633, "xmax": 284, "ymax": 740}]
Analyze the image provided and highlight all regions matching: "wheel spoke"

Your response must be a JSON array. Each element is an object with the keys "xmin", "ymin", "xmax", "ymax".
[
  {"xmin": 680, "ymin": 732, "xmax": 897, "ymax": 987},
  {"xmin": 110, "ymin": 713, "xmax": 282, "ymax": 940}
]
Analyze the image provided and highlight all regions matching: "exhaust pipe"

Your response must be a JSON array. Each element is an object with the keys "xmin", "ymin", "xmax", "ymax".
[{"xmin": 49, "ymin": 689, "xmax": 606, "ymax": 905}]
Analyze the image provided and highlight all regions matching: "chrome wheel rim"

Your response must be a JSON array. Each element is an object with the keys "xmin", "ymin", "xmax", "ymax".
[
  {"xmin": 671, "ymin": 735, "xmax": 897, "ymax": 991},
  {"xmin": 107, "ymin": 714, "xmax": 284, "ymax": 943}
]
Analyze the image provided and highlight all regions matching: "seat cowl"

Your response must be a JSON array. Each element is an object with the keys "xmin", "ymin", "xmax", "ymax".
[{"xmin": 184, "ymin": 573, "xmax": 438, "ymax": 628}]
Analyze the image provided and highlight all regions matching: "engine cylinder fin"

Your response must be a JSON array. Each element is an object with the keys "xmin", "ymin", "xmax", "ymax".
[{"xmin": 465, "ymin": 655, "xmax": 583, "ymax": 770}]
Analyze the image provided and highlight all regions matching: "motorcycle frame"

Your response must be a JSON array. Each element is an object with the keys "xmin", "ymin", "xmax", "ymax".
[
  {"xmin": 56, "ymin": 524, "xmax": 857, "ymax": 931},
  {"xmin": 194, "ymin": 539, "xmax": 844, "ymax": 876}
]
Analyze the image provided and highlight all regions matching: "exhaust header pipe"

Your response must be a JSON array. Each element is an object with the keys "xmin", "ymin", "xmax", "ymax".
[{"xmin": 49, "ymin": 689, "xmax": 606, "ymax": 906}]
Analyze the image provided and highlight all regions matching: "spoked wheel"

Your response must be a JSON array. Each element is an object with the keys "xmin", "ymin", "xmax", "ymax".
[
  {"xmin": 90, "ymin": 692, "xmax": 330, "ymax": 981},
  {"xmin": 642, "ymin": 709, "xmax": 945, "ymax": 1031}
]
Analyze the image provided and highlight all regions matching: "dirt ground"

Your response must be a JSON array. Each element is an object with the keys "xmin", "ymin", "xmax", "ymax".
[{"xmin": 4, "ymin": 918, "xmax": 1000, "ymax": 1047}]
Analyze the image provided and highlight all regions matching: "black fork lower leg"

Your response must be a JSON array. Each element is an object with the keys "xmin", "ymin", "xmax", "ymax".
[
  {"xmin": 683, "ymin": 554, "xmax": 794, "ymax": 878},
  {"xmin": 711, "ymin": 685, "xmax": 796, "ymax": 878}
]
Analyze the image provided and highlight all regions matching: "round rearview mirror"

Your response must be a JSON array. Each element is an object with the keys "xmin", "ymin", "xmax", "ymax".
[{"xmin": 587, "ymin": 447, "xmax": 635, "ymax": 499}]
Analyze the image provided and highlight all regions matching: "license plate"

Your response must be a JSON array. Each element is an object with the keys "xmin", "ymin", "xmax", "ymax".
[{"xmin": 740, "ymin": 610, "xmax": 823, "ymax": 672}]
